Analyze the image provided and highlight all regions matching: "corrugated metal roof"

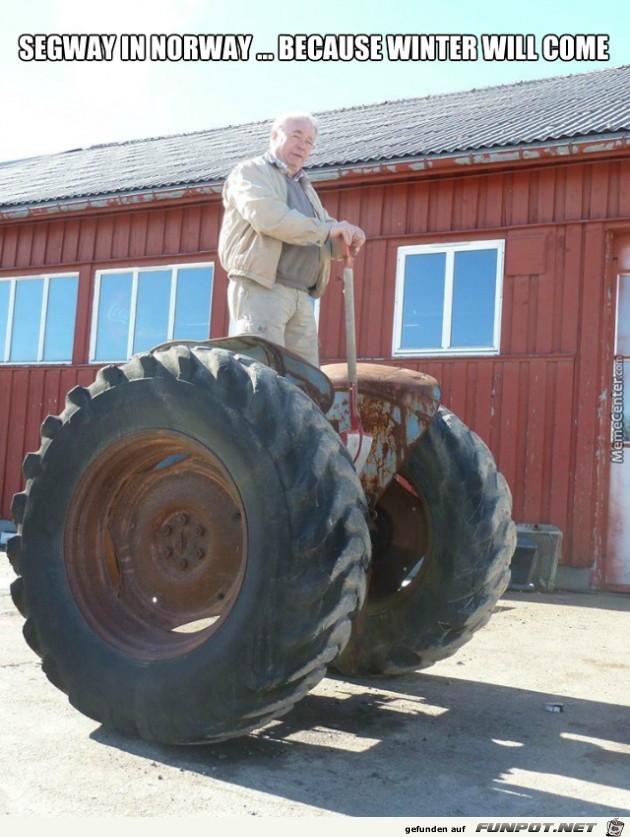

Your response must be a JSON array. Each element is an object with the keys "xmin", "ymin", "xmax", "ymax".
[{"xmin": 1, "ymin": 63, "xmax": 629, "ymax": 211}]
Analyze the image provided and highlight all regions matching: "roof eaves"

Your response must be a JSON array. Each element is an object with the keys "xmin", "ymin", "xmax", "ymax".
[
  {"xmin": 306, "ymin": 130, "xmax": 630, "ymax": 179},
  {"xmin": 2, "ymin": 129, "xmax": 629, "ymax": 221},
  {"xmin": 0, "ymin": 180, "xmax": 226, "ymax": 221}
]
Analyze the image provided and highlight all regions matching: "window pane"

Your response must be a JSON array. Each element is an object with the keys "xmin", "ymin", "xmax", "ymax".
[
  {"xmin": 133, "ymin": 270, "xmax": 172, "ymax": 354},
  {"xmin": 43, "ymin": 276, "xmax": 78, "ymax": 361},
  {"xmin": 451, "ymin": 249, "xmax": 497, "ymax": 348},
  {"xmin": 174, "ymin": 266, "xmax": 213, "ymax": 341},
  {"xmin": 401, "ymin": 253, "xmax": 445, "ymax": 349},
  {"xmin": 617, "ymin": 275, "xmax": 630, "ymax": 356},
  {"xmin": 10, "ymin": 279, "xmax": 43, "ymax": 362},
  {"xmin": 94, "ymin": 273, "xmax": 132, "ymax": 361},
  {"xmin": 0, "ymin": 282, "xmax": 9, "ymax": 361}
]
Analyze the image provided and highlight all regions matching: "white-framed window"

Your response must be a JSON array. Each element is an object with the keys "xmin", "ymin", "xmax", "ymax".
[
  {"xmin": 393, "ymin": 240, "xmax": 505, "ymax": 356},
  {"xmin": 90, "ymin": 262, "xmax": 214, "ymax": 363},
  {"xmin": 0, "ymin": 273, "xmax": 79, "ymax": 364}
]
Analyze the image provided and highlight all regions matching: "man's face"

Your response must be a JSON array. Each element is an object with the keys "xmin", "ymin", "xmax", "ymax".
[{"xmin": 270, "ymin": 118, "xmax": 316, "ymax": 175}]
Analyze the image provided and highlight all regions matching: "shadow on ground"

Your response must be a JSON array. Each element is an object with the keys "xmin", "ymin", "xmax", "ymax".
[{"xmin": 92, "ymin": 670, "xmax": 630, "ymax": 817}]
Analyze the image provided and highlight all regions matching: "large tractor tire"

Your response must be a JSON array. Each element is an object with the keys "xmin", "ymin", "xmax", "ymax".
[
  {"xmin": 333, "ymin": 406, "xmax": 515, "ymax": 676},
  {"xmin": 9, "ymin": 346, "xmax": 370, "ymax": 744}
]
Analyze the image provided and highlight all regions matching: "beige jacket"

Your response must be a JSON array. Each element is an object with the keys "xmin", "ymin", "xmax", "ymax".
[{"xmin": 218, "ymin": 154, "xmax": 339, "ymax": 299}]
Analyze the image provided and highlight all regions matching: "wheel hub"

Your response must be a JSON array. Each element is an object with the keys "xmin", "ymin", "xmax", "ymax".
[{"xmin": 64, "ymin": 430, "xmax": 247, "ymax": 659}]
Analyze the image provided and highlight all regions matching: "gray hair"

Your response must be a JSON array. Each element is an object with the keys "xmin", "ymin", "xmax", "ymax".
[{"xmin": 271, "ymin": 111, "xmax": 319, "ymax": 137}]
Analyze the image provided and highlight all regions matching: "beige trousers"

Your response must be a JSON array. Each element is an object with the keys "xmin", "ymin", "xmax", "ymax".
[{"xmin": 228, "ymin": 277, "xmax": 320, "ymax": 367}]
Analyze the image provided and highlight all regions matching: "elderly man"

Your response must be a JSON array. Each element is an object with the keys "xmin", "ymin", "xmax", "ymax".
[{"xmin": 218, "ymin": 111, "xmax": 366, "ymax": 366}]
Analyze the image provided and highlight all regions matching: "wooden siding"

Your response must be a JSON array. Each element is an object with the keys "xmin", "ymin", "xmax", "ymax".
[{"xmin": 1, "ymin": 156, "xmax": 628, "ymax": 579}]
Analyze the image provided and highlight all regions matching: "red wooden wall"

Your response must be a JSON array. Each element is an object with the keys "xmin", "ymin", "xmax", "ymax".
[{"xmin": 1, "ymin": 155, "xmax": 629, "ymax": 575}]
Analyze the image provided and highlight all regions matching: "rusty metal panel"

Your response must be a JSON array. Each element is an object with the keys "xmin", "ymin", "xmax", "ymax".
[{"xmin": 324, "ymin": 362, "xmax": 440, "ymax": 510}]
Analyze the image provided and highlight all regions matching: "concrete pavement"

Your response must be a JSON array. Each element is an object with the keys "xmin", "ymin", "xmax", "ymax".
[{"xmin": 1, "ymin": 553, "xmax": 629, "ymax": 817}]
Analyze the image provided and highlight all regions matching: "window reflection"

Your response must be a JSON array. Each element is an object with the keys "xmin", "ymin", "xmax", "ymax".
[
  {"xmin": 94, "ymin": 273, "xmax": 132, "ymax": 362},
  {"xmin": 44, "ymin": 276, "xmax": 78, "ymax": 361},
  {"xmin": 0, "ymin": 274, "xmax": 79, "ymax": 364},
  {"xmin": 10, "ymin": 279, "xmax": 44, "ymax": 362},
  {"xmin": 451, "ymin": 249, "xmax": 497, "ymax": 347},
  {"xmin": 401, "ymin": 253, "xmax": 445, "ymax": 349},
  {"xmin": 92, "ymin": 263, "xmax": 214, "ymax": 363},
  {"xmin": 133, "ymin": 270, "xmax": 171, "ymax": 355}
]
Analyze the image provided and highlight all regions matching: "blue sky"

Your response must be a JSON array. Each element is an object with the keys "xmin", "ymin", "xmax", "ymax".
[{"xmin": 1, "ymin": 0, "xmax": 628, "ymax": 162}]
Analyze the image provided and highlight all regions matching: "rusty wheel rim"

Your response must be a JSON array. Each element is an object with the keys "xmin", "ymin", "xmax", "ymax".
[
  {"xmin": 64, "ymin": 430, "xmax": 247, "ymax": 660},
  {"xmin": 367, "ymin": 473, "xmax": 432, "ymax": 605}
]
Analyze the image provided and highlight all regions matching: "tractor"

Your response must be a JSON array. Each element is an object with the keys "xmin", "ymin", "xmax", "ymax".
[{"xmin": 7, "ymin": 266, "xmax": 515, "ymax": 745}]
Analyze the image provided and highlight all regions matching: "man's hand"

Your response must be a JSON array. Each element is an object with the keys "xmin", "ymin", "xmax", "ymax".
[{"xmin": 328, "ymin": 221, "xmax": 366, "ymax": 257}]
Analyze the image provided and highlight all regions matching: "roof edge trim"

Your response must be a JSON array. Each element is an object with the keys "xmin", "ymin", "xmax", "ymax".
[{"xmin": 1, "ymin": 133, "xmax": 629, "ymax": 222}]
